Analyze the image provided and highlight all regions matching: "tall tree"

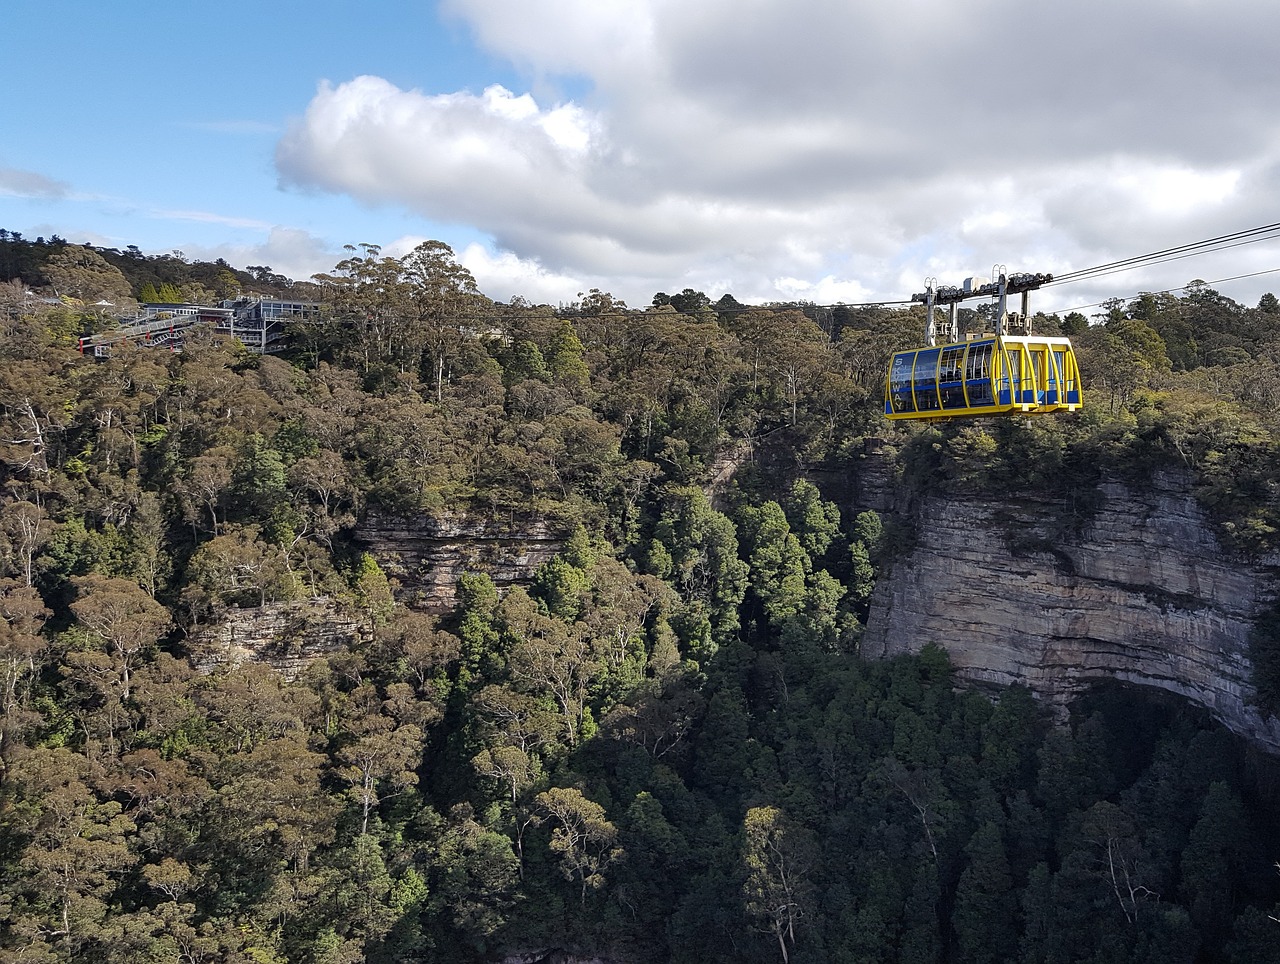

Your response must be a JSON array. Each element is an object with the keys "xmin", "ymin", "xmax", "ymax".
[
  {"xmin": 401, "ymin": 239, "xmax": 486, "ymax": 401},
  {"xmin": 648, "ymin": 486, "xmax": 749, "ymax": 649},
  {"xmin": 0, "ymin": 578, "xmax": 48, "ymax": 775},
  {"xmin": 0, "ymin": 500, "xmax": 50, "ymax": 586},
  {"xmin": 70, "ymin": 573, "xmax": 169, "ymax": 701},
  {"xmin": 311, "ymin": 243, "xmax": 411, "ymax": 376},
  {"xmin": 43, "ymin": 246, "xmax": 133, "ymax": 308},
  {"xmin": 535, "ymin": 786, "xmax": 623, "ymax": 903},
  {"xmin": 333, "ymin": 682, "xmax": 426, "ymax": 836},
  {"xmin": 741, "ymin": 805, "xmax": 814, "ymax": 964}
]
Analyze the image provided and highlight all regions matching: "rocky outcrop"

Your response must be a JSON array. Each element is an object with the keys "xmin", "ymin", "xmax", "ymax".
[
  {"xmin": 706, "ymin": 441, "xmax": 753, "ymax": 510},
  {"xmin": 186, "ymin": 513, "xmax": 565, "ymax": 675},
  {"xmin": 863, "ymin": 470, "xmax": 1280, "ymax": 751},
  {"xmin": 357, "ymin": 511, "xmax": 565, "ymax": 614},
  {"xmin": 190, "ymin": 598, "xmax": 368, "ymax": 677}
]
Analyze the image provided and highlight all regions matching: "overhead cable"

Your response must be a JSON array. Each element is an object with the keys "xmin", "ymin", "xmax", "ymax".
[
  {"xmin": 1048, "ymin": 221, "xmax": 1280, "ymax": 286},
  {"xmin": 1050, "ymin": 266, "xmax": 1280, "ymax": 316}
]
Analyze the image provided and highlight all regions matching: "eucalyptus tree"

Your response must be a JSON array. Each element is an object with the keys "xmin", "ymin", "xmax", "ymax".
[
  {"xmin": 311, "ymin": 243, "xmax": 413, "ymax": 377},
  {"xmin": 0, "ymin": 577, "xmax": 48, "ymax": 772},
  {"xmin": 535, "ymin": 786, "xmax": 623, "ymax": 903},
  {"xmin": 741, "ymin": 805, "xmax": 815, "ymax": 964},
  {"xmin": 69, "ymin": 573, "xmax": 170, "ymax": 703},
  {"xmin": 401, "ymin": 239, "xmax": 487, "ymax": 402}
]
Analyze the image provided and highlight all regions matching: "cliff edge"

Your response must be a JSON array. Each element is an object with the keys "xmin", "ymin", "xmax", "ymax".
[{"xmin": 863, "ymin": 470, "xmax": 1280, "ymax": 752}]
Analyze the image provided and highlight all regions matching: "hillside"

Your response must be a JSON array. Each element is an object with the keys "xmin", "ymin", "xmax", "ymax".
[
  {"xmin": 0, "ymin": 230, "xmax": 320, "ymax": 309},
  {"xmin": 1, "ymin": 234, "xmax": 1280, "ymax": 962}
]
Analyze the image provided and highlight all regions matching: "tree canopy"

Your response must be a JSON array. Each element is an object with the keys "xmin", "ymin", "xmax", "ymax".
[{"xmin": 1, "ymin": 232, "xmax": 1280, "ymax": 961}]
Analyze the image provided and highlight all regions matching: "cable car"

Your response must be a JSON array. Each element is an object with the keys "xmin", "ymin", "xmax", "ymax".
[{"xmin": 884, "ymin": 270, "xmax": 1082, "ymax": 421}]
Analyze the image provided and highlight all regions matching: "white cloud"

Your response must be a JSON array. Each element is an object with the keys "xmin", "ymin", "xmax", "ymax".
[
  {"xmin": 1108, "ymin": 162, "xmax": 1241, "ymax": 218},
  {"xmin": 184, "ymin": 227, "xmax": 340, "ymax": 286},
  {"xmin": 274, "ymin": 0, "xmax": 1280, "ymax": 309},
  {"xmin": 440, "ymin": 0, "xmax": 656, "ymax": 80},
  {"xmin": 539, "ymin": 103, "xmax": 593, "ymax": 154},
  {"xmin": 277, "ymin": 76, "xmax": 607, "ymax": 229},
  {"xmin": 0, "ymin": 167, "xmax": 70, "ymax": 200},
  {"xmin": 481, "ymin": 85, "xmax": 538, "ymax": 122},
  {"xmin": 459, "ymin": 242, "xmax": 584, "ymax": 305},
  {"xmin": 771, "ymin": 275, "xmax": 877, "ymax": 305},
  {"xmin": 150, "ymin": 208, "xmax": 274, "ymax": 230}
]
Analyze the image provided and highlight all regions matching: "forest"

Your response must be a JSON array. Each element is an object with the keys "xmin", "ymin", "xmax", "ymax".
[{"xmin": 1, "ymin": 231, "xmax": 1280, "ymax": 962}]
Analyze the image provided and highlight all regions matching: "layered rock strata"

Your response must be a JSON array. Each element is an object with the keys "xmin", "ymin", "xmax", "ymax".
[
  {"xmin": 190, "ymin": 597, "xmax": 367, "ymax": 677},
  {"xmin": 357, "ymin": 511, "xmax": 565, "ymax": 613},
  {"xmin": 863, "ymin": 471, "xmax": 1280, "ymax": 752},
  {"xmin": 188, "ymin": 513, "xmax": 563, "ymax": 674}
]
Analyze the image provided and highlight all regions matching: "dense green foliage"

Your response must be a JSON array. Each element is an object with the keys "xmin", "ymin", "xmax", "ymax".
[{"xmin": 1, "ymin": 233, "xmax": 1280, "ymax": 961}]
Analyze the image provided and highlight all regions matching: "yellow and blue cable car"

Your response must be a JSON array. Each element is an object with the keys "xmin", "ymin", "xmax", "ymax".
[
  {"xmin": 885, "ymin": 334, "xmax": 1082, "ymax": 419},
  {"xmin": 884, "ymin": 270, "xmax": 1082, "ymax": 421}
]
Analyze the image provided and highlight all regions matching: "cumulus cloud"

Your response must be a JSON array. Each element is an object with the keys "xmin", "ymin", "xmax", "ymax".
[
  {"xmin": 458, "ymin": 242, "xmax": 586, "ymax": 305},
  {"xmin": 276, "ymin": 0, "xmax": 1280, "ymax": 309},
  {"xmin": 184, "ymin": 227, "xmax": 341, "ymax": 287}
]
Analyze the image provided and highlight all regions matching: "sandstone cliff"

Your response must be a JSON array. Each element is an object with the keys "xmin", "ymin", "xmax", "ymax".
[
  {"xmin": 862, "ymin": 469, "xmax": 1280, "ymax": 752},
  {"xmin": 357, "ymin": 510, "xmax": 565, "ymax": 613},
  {"xmin": 190, "ymin": 597, "xmax": 368, "ymax": 677},
  {"xmin": 184, "ymin": 513, "xmax": 564, "ymax": 675},
  {"xmin": 185, "ymin": 461, "xmax": 1280, "ymax": 756}
]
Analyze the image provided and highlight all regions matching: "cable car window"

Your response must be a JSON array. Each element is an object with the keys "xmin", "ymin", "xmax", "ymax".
[
  {"xmin": 965, "ymin": 342, "xmax": 992, "ymax": 379},
  {"xmin": 1004, "ymin": 349, "xmax": 1020, "ymax": 402},
  {"xmin": 1054, "ymin": 349, "xmax": 1069, "ymax": 389},
  {"xmin": 914, "ymin": 348, "xmax": 941, "ymax": 410},
  {"xmin": 940, "ymin": 346, "xmax": 966, "ymax": 409},
  {"xmin": 889, "ymin": 352, "xmax": 916, "ymax": 413},
  {"xmin": 965, "ymin": 343, "xmax": 994, "ymax": 406}
]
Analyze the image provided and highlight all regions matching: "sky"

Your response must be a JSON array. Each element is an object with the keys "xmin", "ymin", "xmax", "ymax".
[{"xmin": 5, "ymin": 0, "xmax": 1280, "ymax": 316}]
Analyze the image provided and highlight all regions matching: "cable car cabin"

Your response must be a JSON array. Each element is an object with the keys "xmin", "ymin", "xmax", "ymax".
[{"xmin": 884, "ymin": 335, "xmax": 1082, "ymax": 420}]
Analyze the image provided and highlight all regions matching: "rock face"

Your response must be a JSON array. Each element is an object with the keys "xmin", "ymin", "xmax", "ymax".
[
  {"xmin": 357, "ymin": 511, "xmax": 565, "ymax": 614},
  {"xmin": 191, "ymin": 598, "xmax": 368, "ymax": 677},
  {"xmin": 186, "ymin": 513, "xmax": 564, "ymax": 675},
  {"xmin": 863, "ymin": 470, "xmax": 1280, "ymax": 752}
]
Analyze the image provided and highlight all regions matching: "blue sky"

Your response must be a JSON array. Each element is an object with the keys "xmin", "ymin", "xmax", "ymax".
[
  {"xmin": 3, "ymin": 2, "xmax": 510, "ymax": 276},
  {"xmin": 5, "ymin": 0, "xmax": 1280, "ymax": 313}
]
